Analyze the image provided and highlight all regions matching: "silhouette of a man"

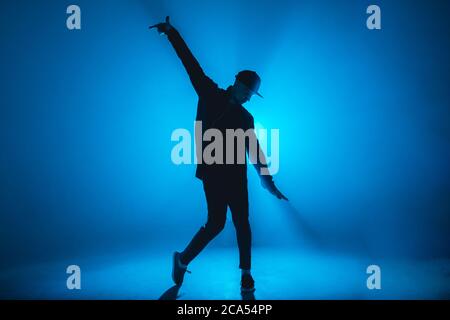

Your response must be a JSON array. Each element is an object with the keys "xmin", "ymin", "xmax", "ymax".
[{"xmin": 150, "ymin": 17, "xmax": 287, "ymax": 293}]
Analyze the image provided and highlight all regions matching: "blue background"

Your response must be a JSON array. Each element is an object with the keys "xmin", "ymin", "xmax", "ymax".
[{"xmin": 1, "ymin": 0, "xmax": 449, "ymax": 298}]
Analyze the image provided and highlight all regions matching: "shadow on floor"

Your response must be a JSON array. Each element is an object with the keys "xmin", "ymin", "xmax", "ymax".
[{"xmin": 159, "ymin": 284, "xmax": 256, "ymax": 300}]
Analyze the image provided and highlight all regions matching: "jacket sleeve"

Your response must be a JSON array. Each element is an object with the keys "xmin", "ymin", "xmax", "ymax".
[
  {"xmin": 166, "ymin": 27, "xmax": 217, "ymax": 97},
  {"xmin": 247, "ymin": 118, "xmax": 274, "ymax": 184}
]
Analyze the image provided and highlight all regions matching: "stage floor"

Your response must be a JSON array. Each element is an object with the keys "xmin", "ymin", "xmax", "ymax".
[{"xmin": 1, "ymin": 247, "xmax": 449, "ymax": 299}]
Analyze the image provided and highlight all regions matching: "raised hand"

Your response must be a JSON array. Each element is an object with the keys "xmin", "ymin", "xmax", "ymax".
[
  {"xmin": 149, "ymin": 16, "xmax": 172, "ymax": 35},
  {"xmin": 262, "ymin": 179, "xmax": 288, "ymax": 201}
]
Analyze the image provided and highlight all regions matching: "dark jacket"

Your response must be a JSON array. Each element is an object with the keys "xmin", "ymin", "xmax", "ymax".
[{"xmin": 166, "ymin": 28, "xmax": 272, "ymax": 183}]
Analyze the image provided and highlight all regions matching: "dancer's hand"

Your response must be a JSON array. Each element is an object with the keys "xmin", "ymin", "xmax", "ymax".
[
  {"xmin": 149, "ymin": 16, "xmax": 172, "ymax": 35},
  {"xmin": 262, "ymin": 179, "xmax": 288, "ymax": 201}
]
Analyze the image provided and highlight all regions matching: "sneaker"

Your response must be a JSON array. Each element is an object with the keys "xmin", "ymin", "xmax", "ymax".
[
  {"xmin": 172, "ymin": 251, "xmax": 190, "ymax": 286},
  {"xmin": 241, "ymin": 274, "xmax": 255, "ymax": 293}
]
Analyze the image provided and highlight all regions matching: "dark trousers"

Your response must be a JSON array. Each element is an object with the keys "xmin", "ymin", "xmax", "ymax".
[{"xmin": 180, "ymin": 177, "xmax": 252, "ymax": 270}]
